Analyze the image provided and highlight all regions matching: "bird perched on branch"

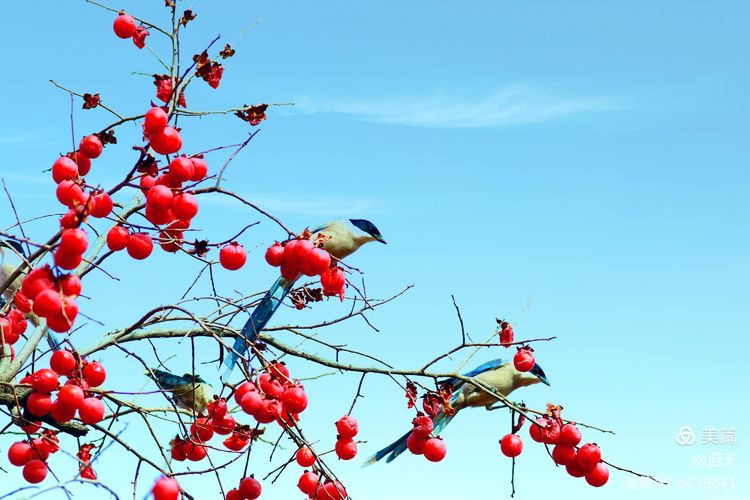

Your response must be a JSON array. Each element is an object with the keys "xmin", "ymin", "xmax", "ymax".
[
  {"xmin": 145, "ymin": 368, "xmax": 214, "ymax": 414},
  {"xmin": 221, "ymin": 219, "xmax": 386, "ymax": 381},
  {"xmin": 365, "ymin": 358, "xmax": 550, "ymax": 465},
  {"xmin": 1, "ymin": 239, "xmax": 61, "ymax": 350}
]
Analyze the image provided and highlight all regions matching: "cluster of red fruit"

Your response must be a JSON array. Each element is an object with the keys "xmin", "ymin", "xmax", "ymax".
[
  {"xmin": 265, "ymin": 240, "xmax": 346, "ymax": 298},
  {"xmin": 500, "ymin": 417, "xmax": 609, "ymax": 487},
  {"xmin": 333, "ymin": 415, "xmax": 359, "ymax": 460},
  {"xmin": 294, "ymin": 447, "xmax": 348, "ymax": 500},
  {"xmin": 16, "ymin": 265, "xmax": 81, "ymax": 333},
  {"xmin": 404, "ymin": 414, "xmax": 448, "ymax": 462},
  {"xmin": 6, "ymin": 432, "xmax": 59, "ymax": 484},
  {"xmin": 0, "ymin": 305, "xmax": 28, "ymax": 356},
  {"xmin": 170, "ymin": 397, "xmax": 250, "ymax": 462},
  {"xmin": 225, "ymin": 476, "xmax": 262, "ymax": 500},
  {"xmin": 235, "ymin": 361, "xmax": 308, "ymax": 426},
  {"xmin": 113, "ymin": 11, "xmax": 149, "ymax": 49},
  {"xmin": 53, "ymin": 134, "xmax": 114, "ymax": 224},
  {"xmin": 293, "ymin": 433, "xmax": 350, "ymax": 499},
  {"xmin": 22, "ymin": 353, "xmax": 106, "ymax": 426}
]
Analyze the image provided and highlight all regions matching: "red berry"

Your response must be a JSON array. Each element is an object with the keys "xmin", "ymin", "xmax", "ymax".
[
  {"xmin": 107, "ymin": 226, "xmax": 130, "ymax": 251},
  {"xmin": 169, "ymin": 156, "xmax": 194, "ymax": 182},
  {"xmin": 288, "ymin": 239, "xmax": 314, "ymax": 267},
  {"xmin": 280, "ymin": 262, "xmax": 300, "ymax": 281},
  {"xmin": 226, "ymin": 489, "xmax": 241, "ymax": 500},
  {"xmin": 79, "ymin": 135, "xmax": 103, "ymax": 159},
  {"xmin": 56, "ymin": 180, "xmax": 84, "ymax": 208},
  {"xmin": 240, "ymin": 391, "xmax": 263, "ymax": 416},
  {"xmin": 423, "ymin": 437, "xmax": 447, "ymax": 462},
  {"xmin": 335, "ymin": 437, "xmax": 357, "ymax": 460},
  {"xmin": 585, "ymin": 462, "xmax": 610, "ymax": 487},
  {"xmin": 53, "ymin": 250, "xmax": 82, "ymax": 271},
  {"xmin": 296, "ymin": 446, "xmax": 316, "ymax": 467},
  {"xmin": 144, "ymin": 107, "xmax": 168, "ymax": 134},
  {"xmin": 318, "ymin": 481, "xmax": 347, "ymax": 500},
  {"xmin": 184, "ymin": 442, "xmax": 207, "ymax": 461},
  {"xmin": 69, "ymin": 151, "xmax": 91, "ymax": 176},
  {"xmin": 541, "ymin": 420, "xmax": 560, "ymax": 445},
  {"xmin": 31, "ymin": 369, "xmax": 59, "ymax": 393},
  {"xmin": 321, "ymin": 267, "xmax": 346, "ymax": 297},
  {"xmin": 559, "ymin": 423, "xmax": 582, "ymax": 447},
  {"xmin": 0, "ymin": 317, "xmax": 20, "ymax": 344},
  {"xmin": 113, "ymin": 13, "xmax": 137, "ymax": 39},
  {"xmin": 59, "ymin": 228, "xmax": 88, "ymax": 256},
  {"xmin": 90, "ymin": 192, "xmax": 113, "ymax": 218},
  {"xmin": 254, "ymin": 400, "xmax": 282, "ymax": 424},
  {"xmin": 301, "ymin": 247, "xmax": 331, "ymax": 277},
  {"xmin": 500, "ymin": 433, "xmax": 523, "ymax": 458},
  {"xmin": 281, "ymin": 386, "xmax": 308, "ymax": 414},
  {"xmin": 172, "ymin": 192, "xmax": 198, "ymax": 220},
  {"xmin": 576, "ymin": 443, "xmax": 602, "ymax": 472},
  {"xmin": 78, "ymin": 397, "xmax": 105, "ymax": 424},
  {"xmin": 209, "ymin": 414, "xmax": 235, "ymax": 435},
  {"xmin": 513, "ymin": 346, "xmax": 535, "ymax": 372},
  {"xmin": 145, "ymin": 206, "xmax": 176, "ymax": 226},
  {"xmin": 127, "ymin": 233, "xmax": 154, "ymax": 260},
  {"xmin": 238, "ymin": 476, "xmax": 262, "ymax": 499},
  {"xmin": 170, "ymin": 441, "xmax": 186, "ymax": 461},
  {"xmin": 411, "ymin": 414, "xmax": 433, "ymax": 438},
  {"xmin": 257, "ymin": 373, "xmax": 283, "ymax": 399},
  {"xmin": 50, "ymin": 350, "xmax": 77, "ymax": 376},
  {"xmin": 190, "ymin": 418, "xmax": 215, "ymax": 442},
  {"xmin": 264, "ymin": 243, "xmax": 285, "ymax": 267},
  {"xmin": 150, "ymin": 127, "xmax": 182, "ymax": 155},
  {"xmin": 8, "ymin": 441, "xmax": 32, "ymax": 466},
  {"xmin": 14, "ymin": 290, "xmax": 33, "ymax": 313},
  {"xmin": 29, "ymin": 438, "xmax": 51, "ymax": 460},
  {"xmin": 407, "ymin": 433, "xmax": 428, "ymax": 455},
  {"xmin": 52, "ymin": 157, "xmax": 78, "ymax": 184},
  {"xmin": 552, "ymin": 444, "xmax": 577, "ymax": 466},
  {"xmin": 268, "ymin": 361, "xmax": 290, "ymax": 379},
  {"xmin": 50, "ymin": 399, "xmax": 77, "ymax": 422},
  {"xmin": 26, "ymin": 392, "xmax": 52, "ymax": 417},
  {"xmin": 18, "ymin": 420, "xmax": 41, "ymax": 434},
  {"xmin": 57, "ymin": 384, "xmax": 85, "ymax": 411},
  {"xmin": 566, "ymin": 459, "xmax": 586, "ymax": 477},
  {"xmin": 22, "ymin": 459, "xmax": 48, "ymax": 484},
  {"xmin": 32, "ymin": 289, "xmax": 61, "ymax": 318},
  {"xmin": 146, "ymin": 185, "xmax": 174, "ymax": 211},
  {"xmin": 140, "ymin": 174, "xmax": 157, "ymax": 193},
  {"xmin": 500, "ymin": 324, "xmax": 514, "ymax": 347},
  {"xmin": 83, "ymin": 361, "xmax": 106, "ymax": 387},
  {"xmin": 59, "ymin": 274, "xmax": 82, "ymax": 298},
  {"xmin": 335, "ymin": 415, "xmax": 358, "ymax": 438},
  {"xmin": 297, "ymin": 471, "xmax": 319, "ymax": 495},
  {"xmin": 219, "ymin": 242, "xmax": 246, "ymax": 270},
  {"xmin": 233, "ymin": 381, "xmax": 256, "ymax": 404},
  {"xmin": 152, "ymin": 476, "xmax": 181, "ymax": 500},
  {"xmin": 189, "ymin": 156, "xmax": 208, "ymax": 181}
]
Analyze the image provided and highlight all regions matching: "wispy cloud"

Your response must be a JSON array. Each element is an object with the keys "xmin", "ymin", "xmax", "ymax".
[
  {"xmin": 293, "ymin": 84, "xmax": 623, "ymax": 128},
  {"xmin": 202, "ymin": 192, "xmax": 386, "ymax": 217}
]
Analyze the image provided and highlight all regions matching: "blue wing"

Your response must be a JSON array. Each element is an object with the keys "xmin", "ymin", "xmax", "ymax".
[
  {"xmin": 440, "ymin": 358, "xmax": 505, "ymax": 393},
  {"xmin": 365, "ymin": 359, "xmax": 503, "ymax": 465},
  {"xmin": 220, "ymin": 275, "xmax": 297, "ymax": 381},
  {"xmin": 149, "ymin": 368, "xmax": 193, "ymax": 389}
]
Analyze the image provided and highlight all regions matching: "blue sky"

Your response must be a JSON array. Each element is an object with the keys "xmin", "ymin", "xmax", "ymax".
[{"xmin": 1, "ymin": 1, "xmax": 749, "ymax": 499}]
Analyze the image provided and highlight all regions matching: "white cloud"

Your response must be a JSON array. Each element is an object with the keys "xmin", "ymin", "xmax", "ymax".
[{"xmin": 293, "ymin": 84, "xmax": 622, "ymax": 128}]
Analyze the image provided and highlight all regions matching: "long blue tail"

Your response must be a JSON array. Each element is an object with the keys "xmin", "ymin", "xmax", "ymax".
[
  {"xmin": 220, "ymin": 276, "xmax": 296, "ymax": 381},
  {"xmin": 364, "ymin": 410, "xmax": 458, "ymax": 465}
]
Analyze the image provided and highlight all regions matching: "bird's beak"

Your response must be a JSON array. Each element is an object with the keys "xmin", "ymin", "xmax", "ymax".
[
  {"xmin": 539, "ymin": 375, "xmax": 551, "ymax": 386},
  {"xmin": 375, "ymin": 235, "xmax": 387, "ymax": 244}
]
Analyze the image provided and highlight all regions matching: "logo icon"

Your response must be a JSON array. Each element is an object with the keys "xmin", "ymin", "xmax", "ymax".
[{"xmin": 676, "ymin": 426, "xmax": 696, "ymax": 446}]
